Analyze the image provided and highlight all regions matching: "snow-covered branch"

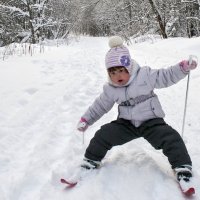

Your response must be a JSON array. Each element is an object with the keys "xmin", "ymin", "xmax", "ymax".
[
  {"xmin": 181, "ymin": 0, "xmax": 199, "ymax": 3},
  {"xmin": 0, "ymin": 5, "xmax": 29, "ymax": 17},
  {"xmin": 186, "ymin": 16, "xmax": 200, "ymax": 21}
]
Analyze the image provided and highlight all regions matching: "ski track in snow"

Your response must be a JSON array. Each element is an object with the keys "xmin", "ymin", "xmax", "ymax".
[{"xmin": 0, "ymin": 37, "xmax": 200, "ymax": 200}]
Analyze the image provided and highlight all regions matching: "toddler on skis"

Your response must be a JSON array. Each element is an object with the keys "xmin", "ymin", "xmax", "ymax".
[{"xmin": 77, "ymin": 36, "xmax": 197, "ymax": 194}]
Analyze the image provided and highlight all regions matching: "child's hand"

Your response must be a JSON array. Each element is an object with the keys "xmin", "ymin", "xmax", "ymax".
[
  {"xmin": 77, "ymin": 118, "xmax": 88, "ymax": 132},
  {"xmin": 179, "ymin": 59, "xmax": 198, "ymax": 72}
]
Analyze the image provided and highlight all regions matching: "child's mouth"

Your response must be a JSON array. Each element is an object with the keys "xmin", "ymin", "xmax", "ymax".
[{"xmin": 117, "ymin": 79, "xmax": 125, "ymax": 85}]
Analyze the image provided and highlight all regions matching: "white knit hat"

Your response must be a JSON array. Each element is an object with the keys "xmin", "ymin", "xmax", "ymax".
[{"xmin": 105, "ymin": 36, "xmax": 133, "ymax": 73}]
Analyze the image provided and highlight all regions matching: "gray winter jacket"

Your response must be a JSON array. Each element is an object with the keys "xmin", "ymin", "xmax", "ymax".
[{"xmin": 82, "ymin": 60, "xmax": 188, "ymax": 127}]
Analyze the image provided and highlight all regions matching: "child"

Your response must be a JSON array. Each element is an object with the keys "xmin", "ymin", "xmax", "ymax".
[{"xmin": 77, "ymin": 36, "xmax": 197, "ymax": 190}]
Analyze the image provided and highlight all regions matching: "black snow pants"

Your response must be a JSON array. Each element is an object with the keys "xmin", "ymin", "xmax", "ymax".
[{"xmin": 84, "ymin": 118, "xmax": 192, "ymax": 169}]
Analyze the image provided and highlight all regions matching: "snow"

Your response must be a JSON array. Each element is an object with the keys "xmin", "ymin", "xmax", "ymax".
[{"xmin": 0, "ymin": 36, "xmax": 200, "ymax": 200}]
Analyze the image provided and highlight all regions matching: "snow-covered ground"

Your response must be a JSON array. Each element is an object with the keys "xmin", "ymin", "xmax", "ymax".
[{"xmin": 0, "ymin": 36, "xmax": 200, "ymax": 200}]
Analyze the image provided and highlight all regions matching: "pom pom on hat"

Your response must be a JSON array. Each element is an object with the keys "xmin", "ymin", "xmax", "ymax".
[{"xmin": 108, "ymin": 36, "xmax": 123, "ymax": 48}]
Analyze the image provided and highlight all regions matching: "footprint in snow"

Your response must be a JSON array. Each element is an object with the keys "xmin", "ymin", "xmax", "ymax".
[
  {"xmin": 18, "ymin": 99, "xmax": 29, "ymax": 106},
  {"xmin": 24, "ymin": 88, "xmax": 38, "ymax": 95}
]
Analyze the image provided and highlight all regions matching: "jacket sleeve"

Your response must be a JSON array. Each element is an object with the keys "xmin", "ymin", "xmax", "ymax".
[
  {"xmin": 82, "ymin": 84, "xmax": 115, "ymax": 125},
  {"xmin": 146, "ymin": 63, "xmax": 188, "ymax": 89}
]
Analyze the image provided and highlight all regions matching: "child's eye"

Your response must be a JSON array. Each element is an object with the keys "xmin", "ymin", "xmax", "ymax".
[{"xmin": 110, "ymin": 71, "xmax": 116, "ymax": 75}]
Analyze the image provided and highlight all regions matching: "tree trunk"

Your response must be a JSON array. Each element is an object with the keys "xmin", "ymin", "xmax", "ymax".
[
  {"xmin": 26, "ymin": 2, "xmax": 36, "ymax": 44},
  {"xmin": 148, "ymin": 0, "xmax": 168, "ymax": 38}
]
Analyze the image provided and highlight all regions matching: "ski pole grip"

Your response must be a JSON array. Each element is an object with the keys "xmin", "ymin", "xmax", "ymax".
[{"xmin": 189, "ymin": 55, "xmax": 198, "ymax": 66}]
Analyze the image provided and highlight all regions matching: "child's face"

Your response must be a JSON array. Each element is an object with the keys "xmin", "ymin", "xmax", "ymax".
[{"xmin": 108, "ymin": 67, "xmax": 130, "ymax": 86}]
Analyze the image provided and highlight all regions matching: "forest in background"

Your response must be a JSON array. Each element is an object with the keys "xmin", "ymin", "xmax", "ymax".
[{"xmin": 0, "ymin": 0, "xmax": 200, "ymax": 46}]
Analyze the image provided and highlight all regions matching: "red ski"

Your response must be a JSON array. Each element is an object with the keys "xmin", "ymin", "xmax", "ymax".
[{"xmin": 60, "ymin": 178, "xmax": 77, "ymax": 188}]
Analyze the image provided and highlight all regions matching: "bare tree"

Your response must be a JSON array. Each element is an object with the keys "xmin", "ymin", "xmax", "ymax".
[
  {"xmin": 0, "ymin": 0, "xmax": 54, "ymax": 44},
  {"xmin": 147, "ymin": 0, "xmax": 168, "ymax": 38},
  {"xmin": 181, "ymin": 0, "xmax": 200, "ymax": 37},
  {"xmin": 1, "ymin": 0, "xmax": 200, "ymax": 46}
]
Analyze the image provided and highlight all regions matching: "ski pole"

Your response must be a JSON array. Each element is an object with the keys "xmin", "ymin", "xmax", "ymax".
[
  {"xmin": 181, "ymin": 55, "xmax": 198, "ymax": 137},
  {"xmin": 82, "ymin": 131, "xmax": 85, "ymax": 145},
  {"xmin": 80, "ymin": 121, "xmax": 87, "ymax": 145},
  {"xmin": 181, "ymin": 71, "xmax": 190, "ymax": 137},
  {"xmin": 77, "ymin": 120, "xmax": 87, "ymax": 145}
]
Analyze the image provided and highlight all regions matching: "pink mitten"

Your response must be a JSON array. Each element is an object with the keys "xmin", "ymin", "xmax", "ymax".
[
  {"xmin": 179, "ymin": 60, "xmax": 197, "ymax": 72},
  {"xmin": 77, "ymin": 118, "xmax": 88, "ymax": 132}
]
